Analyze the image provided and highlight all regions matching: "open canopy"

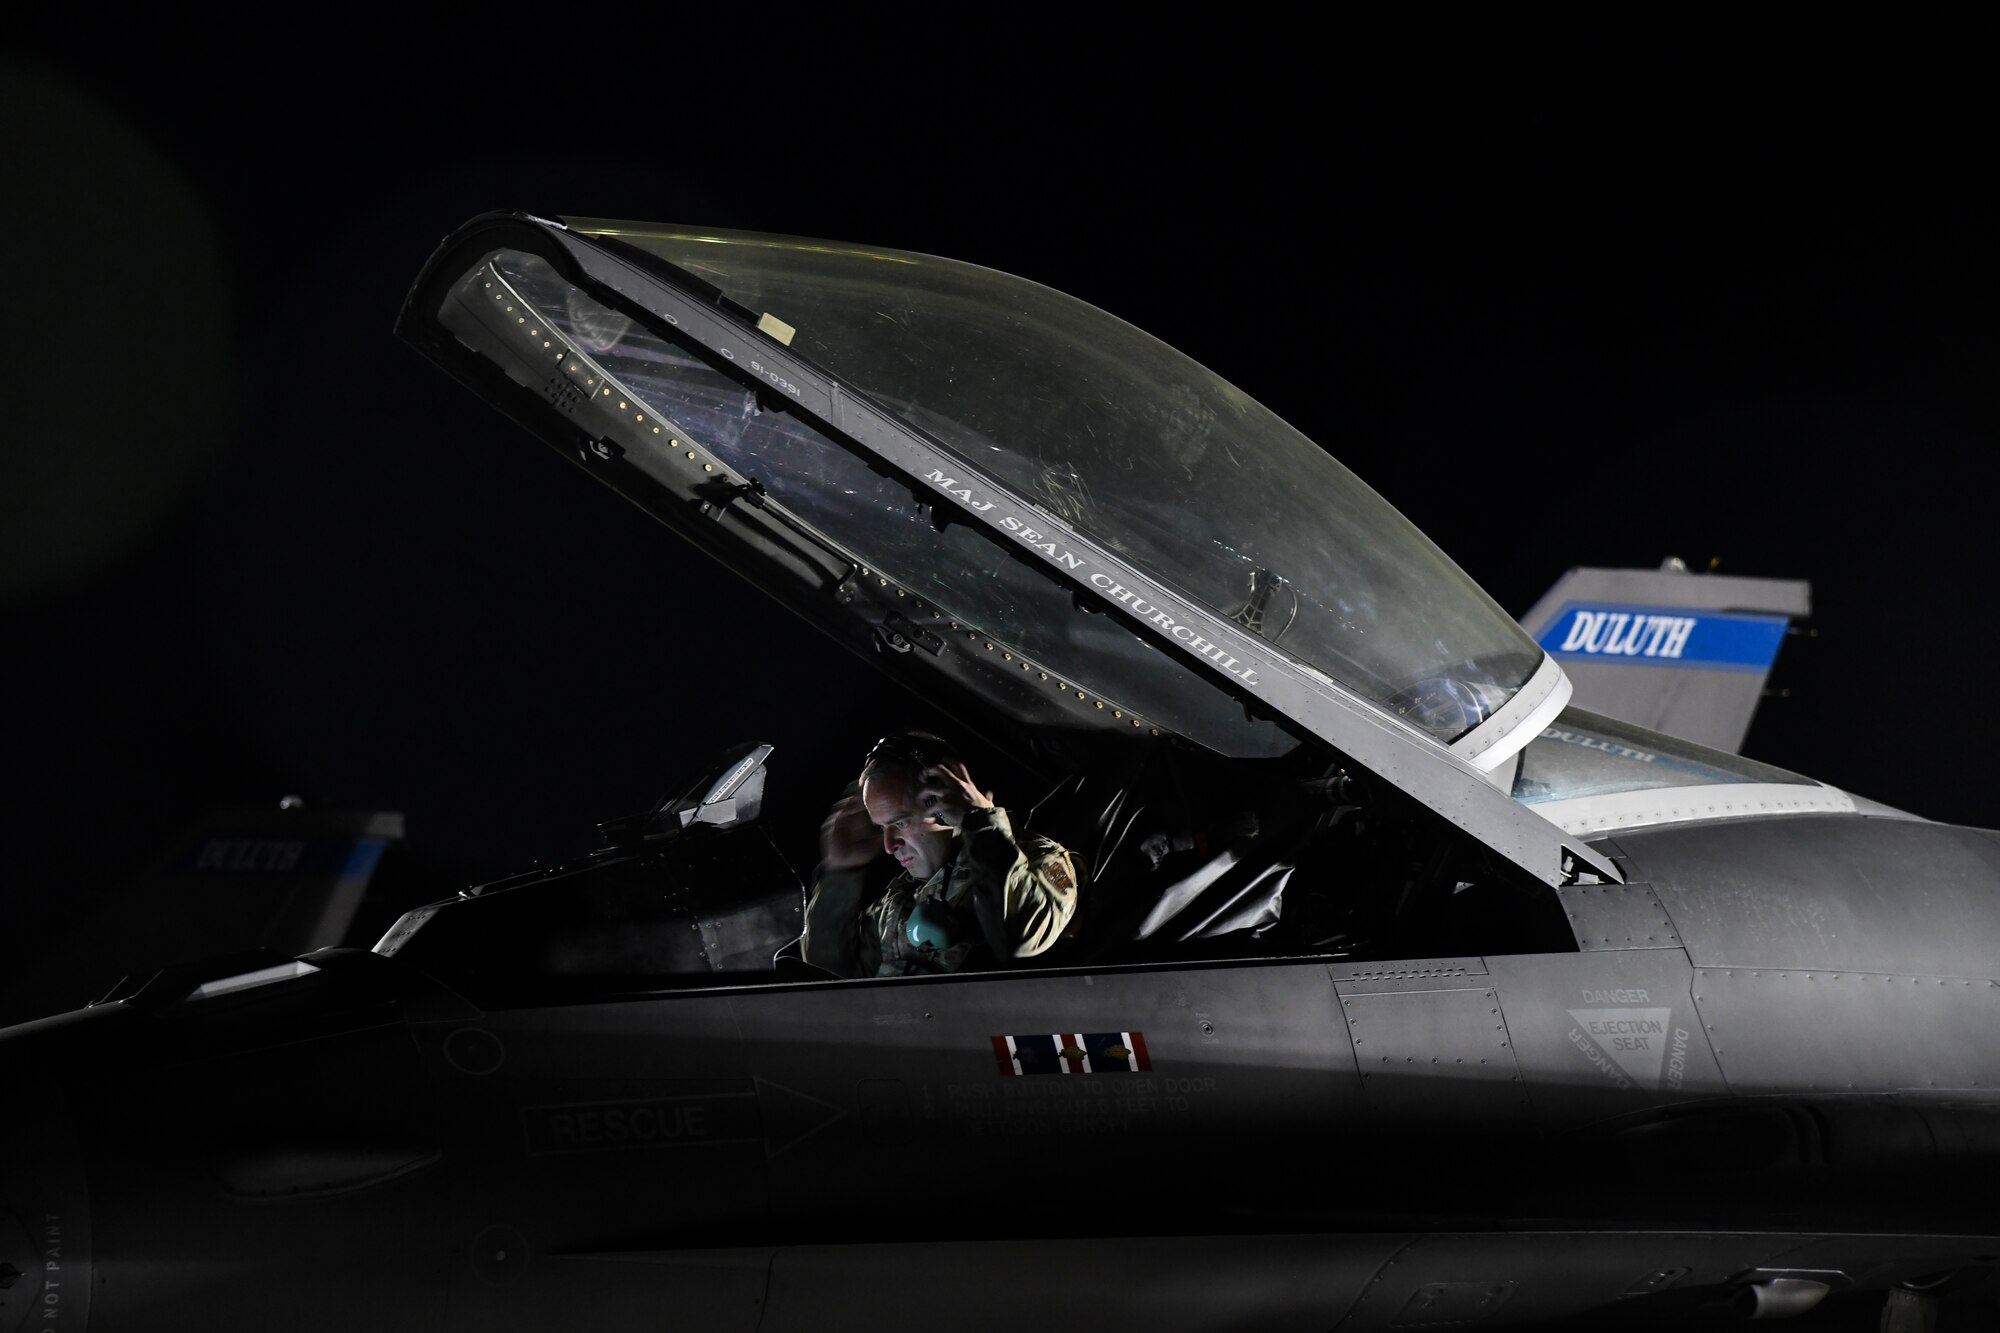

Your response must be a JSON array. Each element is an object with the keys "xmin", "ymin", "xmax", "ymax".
[
  {"xmin": 398, "ymin": 213, "xmax": 1614, "ymax": 885},
  {"xmin": 563, "ymin": 221, "xmax": 1547, "ymax": 752}
]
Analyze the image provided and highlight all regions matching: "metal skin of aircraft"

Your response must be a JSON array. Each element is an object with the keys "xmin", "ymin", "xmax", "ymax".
[{"xmin": 3, "ymin": 215, "xmax": 1998, "ymax": 1333}]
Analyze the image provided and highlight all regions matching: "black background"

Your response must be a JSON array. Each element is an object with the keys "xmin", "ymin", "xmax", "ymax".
[{"xmin": 3, "ymin": 35, "xmax": 1994, "ymax": 975}]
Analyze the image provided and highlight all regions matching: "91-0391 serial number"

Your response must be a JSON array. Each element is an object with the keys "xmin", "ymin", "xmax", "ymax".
[{"xmin": 749, "ymin": 359, "xmax": 801, "ymax": 398}]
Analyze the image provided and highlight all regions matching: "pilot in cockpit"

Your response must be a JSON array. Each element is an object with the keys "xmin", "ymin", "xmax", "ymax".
[{"xmin": 800, "ymin": 732, "xmax": 1082, "ymax": 977}]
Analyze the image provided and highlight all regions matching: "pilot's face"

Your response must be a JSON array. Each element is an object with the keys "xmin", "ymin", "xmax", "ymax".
[{"xmin": 861, "ymin": 763, "xmax": 954, "ymax": 881}]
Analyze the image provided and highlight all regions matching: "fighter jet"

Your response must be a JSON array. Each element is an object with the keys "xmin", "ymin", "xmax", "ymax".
[{"xmin": 4, "ymin": 213, "xmax": 1996, "ymax": 1332}]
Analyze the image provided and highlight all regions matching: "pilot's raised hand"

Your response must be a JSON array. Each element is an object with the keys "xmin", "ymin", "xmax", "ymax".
[
  {"xmin": 820, "ymin": 783, "xmax": 877, "ymax": 870},
  {"xmin": 918, "ymin": 759, "xmax": 995, "ymax": 829}
]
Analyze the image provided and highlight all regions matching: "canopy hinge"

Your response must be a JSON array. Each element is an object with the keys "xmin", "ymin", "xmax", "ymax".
[{"xmin": 698, "ymin": 476, "xmax": 769, "ymax": 521}]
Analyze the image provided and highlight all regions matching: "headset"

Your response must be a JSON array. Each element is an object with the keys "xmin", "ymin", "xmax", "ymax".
[{"xmin": 859, "ymin": 730, "xmax": 958, "ymax": 780}]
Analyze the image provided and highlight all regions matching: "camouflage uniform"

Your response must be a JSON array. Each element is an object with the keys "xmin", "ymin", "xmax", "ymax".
[{"xmin": 802, "ymin": 806, "xmax": 1081, "ymax": 977}]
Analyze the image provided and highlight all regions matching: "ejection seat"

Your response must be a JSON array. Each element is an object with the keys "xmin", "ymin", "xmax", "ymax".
[{"xmin": 1025, "ymin": 743, "xmax": 1373, "ymax": 964}]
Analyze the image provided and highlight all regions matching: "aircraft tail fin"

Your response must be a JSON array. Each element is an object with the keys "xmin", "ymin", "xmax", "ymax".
[
  {"xmin": 0, "ymin": 805, "xmax": 403, "ymax": 1024},
  {"xmin": 1518, "ymin": 561, "xmax": 1810, "ymax": 754}
]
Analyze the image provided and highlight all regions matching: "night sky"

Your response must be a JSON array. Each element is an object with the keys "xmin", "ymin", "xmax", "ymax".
[{"xmin": 3, "ymin": 39, "xmax": 1994, "ymax": 985}]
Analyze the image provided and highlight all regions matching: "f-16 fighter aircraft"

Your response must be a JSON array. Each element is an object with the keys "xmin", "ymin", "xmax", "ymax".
[{"xmin": 2, "ymin": 214, "xmax": 1994, "ymax": 1332}]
